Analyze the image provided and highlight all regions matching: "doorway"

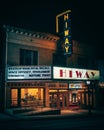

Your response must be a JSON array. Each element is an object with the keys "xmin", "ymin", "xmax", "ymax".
[{"xmin": 49, "ymin": 92, "xmax": 69, "ymax": 109}]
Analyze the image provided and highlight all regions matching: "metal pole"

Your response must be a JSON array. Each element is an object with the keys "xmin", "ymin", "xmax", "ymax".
[{"xmin": 88, "ymin": 84, "xmax": 91, "ymax": 115}]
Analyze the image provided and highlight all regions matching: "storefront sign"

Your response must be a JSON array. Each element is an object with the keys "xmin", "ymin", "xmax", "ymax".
[
  {"xmin": 63, "ymin": 12, "xmax": 72, "ymax": 56},
  {"xmin": 69, "ymin": 83, "xmax": 82, "ymax": 89},
  {"xmin": 53, "ymin": 67, "xmax": 100, "ymax": 80},
  {"xmin": 56, "ymin": 10, "xmax": 72, "ymax": 56},
  {"xmin": 6, "ymin": 66, "xmax": 51, "ymax": 80},
  {"xmin": 47, "ymin": 82, "xmax": 68, "ymax": 89}
]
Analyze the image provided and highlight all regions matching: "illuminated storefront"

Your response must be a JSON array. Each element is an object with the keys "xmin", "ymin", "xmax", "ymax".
[
  {"xmin": 5, "ymin": 66, "xmax": 100, "ymax": 109},
  {"xmin": 6, "ymin": 66, "xmax": 51, "ymax": 108},
  {"xmin": 52, "ymin": 67, "xmax": 100, "ymax": 109}
]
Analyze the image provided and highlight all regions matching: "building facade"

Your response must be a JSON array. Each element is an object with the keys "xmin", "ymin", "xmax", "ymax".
[{"xmin": 0, "ymin": 25, "xmax": 100, "ymax": 111}]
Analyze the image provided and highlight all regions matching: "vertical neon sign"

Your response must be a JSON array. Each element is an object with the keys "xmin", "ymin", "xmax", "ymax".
[
  {"xmin": 56, "ymin": 10, "xmax": 72, "ymax": 56},
  {"xmin": 63, "ymin": 13, "xmax": 72, "ymax": 55}
]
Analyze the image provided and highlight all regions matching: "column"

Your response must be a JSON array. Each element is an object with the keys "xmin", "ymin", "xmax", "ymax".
[
  {"xmin": 45, "ymin": 86, "xmax": 49, "ymax": 107},
  {"xmin": 18, "ymin": 88, "xmax": 21, "ymax": 107}
]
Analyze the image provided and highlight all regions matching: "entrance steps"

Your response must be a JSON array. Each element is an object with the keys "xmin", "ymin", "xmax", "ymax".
[
  {"xmin": 5, "ymin": 107, "xmax": 35, "ymax": 115},
  {"xmin": 18, "ymin": 108, "xmax": 60, "ymax": 116},
  {"xmin": 5, "ymin": 107, "xmax": 61, "ymax": 116}
]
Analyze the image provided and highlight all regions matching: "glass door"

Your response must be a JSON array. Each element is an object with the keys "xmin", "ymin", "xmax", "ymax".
[{"xmin": 49, "ymin": 92, "xmax": 69, "ymax": 109}]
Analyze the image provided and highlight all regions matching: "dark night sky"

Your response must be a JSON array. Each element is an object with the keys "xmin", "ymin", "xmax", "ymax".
[{"xmin": 0, "ymin": 0, "xmax": 104, "ymax": 59}]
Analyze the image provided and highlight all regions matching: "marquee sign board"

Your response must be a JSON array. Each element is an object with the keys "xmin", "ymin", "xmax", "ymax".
[
  {"xmin": 6, "ymin": 66, "xmax": 51, "ymax": 80},
  {"xmin": 53, "ymin": 67, "xmax": 100, "ymax": 80}
]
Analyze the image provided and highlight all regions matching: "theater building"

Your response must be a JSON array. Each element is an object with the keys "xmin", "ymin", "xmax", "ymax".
[{"xmin": 0, "ymin": 25, "xmax": 99, "ymax": 110}]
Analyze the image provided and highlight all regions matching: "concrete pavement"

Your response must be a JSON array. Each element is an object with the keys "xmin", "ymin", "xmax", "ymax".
[{"xmin": 0, "ymin": 109, "xmax": 104, "ymax": 121}]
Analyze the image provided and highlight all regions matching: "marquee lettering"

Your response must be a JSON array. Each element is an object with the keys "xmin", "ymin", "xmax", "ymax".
[
  {"xmin": 65, "ymin": 22, "xmax": 68, "ymax": 28},
  {"xmin": 65, "ymin": 38, "xmax": 69, "ymax": 44},
  {"xmin": 76, "ymin": 71, "xmax": 83, "ymax": 78},
  {"xmin": 91, "ymin": 72, "xmax": 96, "ymax": 77},
  {"xmin": 63, "ymin": 13, "xmax": 72, "ymax": 55},
  {"xmin": 59, "ymin": 69, "xmax": 96, "ymax": 79},
  {"xmin": 64, "ymin": 30, "xmax": 69, "ymax": 36},
  {"xmin": 64, "ymin": 14, "xmax": 69, "ymax": 20},
  {"xmin": 65, "ymin": 46, "xmax": 69, "ymax": 53}
]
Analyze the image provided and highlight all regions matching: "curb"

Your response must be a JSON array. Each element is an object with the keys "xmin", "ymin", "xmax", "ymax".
[{"xmin": 0, "ymin": 111, "xmax": 104, "ymax": 122}]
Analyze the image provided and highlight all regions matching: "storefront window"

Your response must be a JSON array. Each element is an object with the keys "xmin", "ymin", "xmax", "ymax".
[
  {"xmin": 21, "ymin": 88, "xmax": 43, "ymax": 107},
  {"xmin": 11, "ymin": 88, "xmax": 44, "ymax": 107},
  {"xmin": 11, "ymin": 89, "xmax": 18, "ymax": 106}
]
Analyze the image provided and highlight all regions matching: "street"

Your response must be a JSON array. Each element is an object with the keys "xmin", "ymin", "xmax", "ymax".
[{"xmin": 0, "ymin": 116, "xmax": 104, "ymax": 130}]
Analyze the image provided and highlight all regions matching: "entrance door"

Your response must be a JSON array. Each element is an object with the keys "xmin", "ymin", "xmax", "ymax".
[
  {"xmin": 49, "ymin": 94, "xmax": 57, "ymax": 107},
  {"xmin": 49, "ymin": 92, "xmax": 68, "ymax": 109}
]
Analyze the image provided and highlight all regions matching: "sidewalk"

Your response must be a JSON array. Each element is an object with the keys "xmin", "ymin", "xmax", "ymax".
[{"xmin": 0, "ymin": 109, "xmax": 104, "ymax": 121}]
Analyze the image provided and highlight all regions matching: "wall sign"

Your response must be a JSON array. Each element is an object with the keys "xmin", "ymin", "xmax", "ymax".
[
  {"xmin": 56, "ymin": 10, "xmax": 72, "ymax": 56},
  {"xmin": 53, "ymin": 67, "xmax": 100, "ymax": 80},
  {"xmin": 63, "ymin": 13, "xmax": 72, "ymax": 55},
  {"xmin": 69, "ymin": 83, "xmax": 82, "ymax": 89}
]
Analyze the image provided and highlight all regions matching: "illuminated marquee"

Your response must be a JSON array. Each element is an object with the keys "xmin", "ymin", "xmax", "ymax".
[
  {"xmin": 53, "ymin": 67, "xmax": 100, "ymax": 80},
  {"xmin": 6, "ymin": 66, "xmax": 51, "ymax": 80}
]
